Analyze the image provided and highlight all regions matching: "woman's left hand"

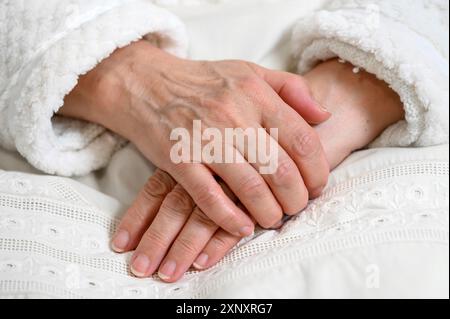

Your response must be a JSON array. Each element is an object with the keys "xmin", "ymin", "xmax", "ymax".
[{"xmin": 114, "ymin": 169, "xmax": 244, "ymax": 282}]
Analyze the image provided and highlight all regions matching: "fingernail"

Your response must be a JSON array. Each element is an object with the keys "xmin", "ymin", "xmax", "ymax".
[
  {"xmin": 239, "ymin": 226, "xmax": 254, "ymax": 237},
  {"xmin": 112, "ymin": 230, "xmax": 130, "ymax": 252},
  {"xmin": 131, "ymin": 254, "xmax": 151, "ymax": 277},
  {"xmin": 193, "ymin": 253, "xmax": 209, "ymax": 270},
  {"xmin": 159, "ymin": 260, "xmax": 177, "ymax": 280}
]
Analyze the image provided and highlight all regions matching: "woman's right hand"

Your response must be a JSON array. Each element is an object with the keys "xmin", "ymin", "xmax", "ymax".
[
  {"xmin": 112, "ymin": 58, "xmax": 405, "ymax": 282},
  {"xmin": 61, "ymin": 40, "xmax": 331, "ymax": 237}
]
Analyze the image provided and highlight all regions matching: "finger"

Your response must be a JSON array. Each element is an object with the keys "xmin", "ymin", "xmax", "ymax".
[
  {"xmin": 221, "ymin": 122, "xmax": 308, "ymax": 218},
  {"xmin": 111, "ymin": 170, "xmax": 176, "ymax": 253},
  {"xmin": 193, "ymin": 213, "xmax": 286, "ymax": 271},
  {"xmin": 157, "ymin": 207, "xmax": 219, "ymax": 282},
  {"xmin": 168, "ymin": 163, "xmax": 255, "ymax": 237},
  {"xmin": 262, "ymin": 102, "xmax": 330, "ymax": 199},
  {"xmin": 210, "ymin": 158, "xmax": 283, "ymax": 229},
  {"xmin": 210, "ymin": 127, "xmax": 308, "ymax": 228},
  {"xmin": 249, "ymin": 63, "xmax": 331, "ymax": 125},
  {"xmin": 193, "ymin": 203, "xmax": 251, "ymax": 272},
  {"xmin": 130, "ymin": 184, "xmax": 195, "ymax": 278},
  {"xmin": 193, "ymin": 228, "xmax": 242, "ymax": 271},
  {"xmin": 248, "ymin": 129, "xmax": 308, "ymax": 218}
]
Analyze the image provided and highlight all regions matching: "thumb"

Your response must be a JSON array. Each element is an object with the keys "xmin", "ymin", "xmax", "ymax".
[{"xmin": 249, "ymin": 63, "xmax": 331, "ymax": 125}]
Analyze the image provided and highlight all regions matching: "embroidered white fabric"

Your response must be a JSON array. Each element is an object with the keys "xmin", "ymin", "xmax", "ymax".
[{"xmin": 0, "ymin": 145, "xmax": 448, "ymax": 298}]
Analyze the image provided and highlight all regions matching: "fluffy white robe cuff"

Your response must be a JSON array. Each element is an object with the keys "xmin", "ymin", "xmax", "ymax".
[
  {"xmin": 0, "ymin": 0, "xmax": 188, "ymax": 176},
  {"xmin": 1, "ymin": 0, "xmax": 448, "ymax": 177},
  {"xmin": 292, "ymin": 0, "xmax": 449, "ymax": 148}
]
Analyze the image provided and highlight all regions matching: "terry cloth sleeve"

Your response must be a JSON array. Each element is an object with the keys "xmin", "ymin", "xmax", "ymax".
[
  {"xmin": 0, "ymin": 0, "xmax": 188, "ymax": 176},
  {"xmin": 291, "ymin": 0, "xmax": 449, "ymax": 148}
]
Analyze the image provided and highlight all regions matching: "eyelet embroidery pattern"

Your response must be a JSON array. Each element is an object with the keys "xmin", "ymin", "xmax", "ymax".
[{"xmin": 0, "ymin": 161, "xmax": 448, "ymax": 298}]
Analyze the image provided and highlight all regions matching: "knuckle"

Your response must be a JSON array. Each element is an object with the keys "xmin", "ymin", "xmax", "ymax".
[
  {"xmin": 238, "ymin": 176, "xmax": 267, "ymax": 200},
  {"xmin": 270, "ymin": 158, "xmax": 298, "ymax": 187},
  {"xmin": 210, "ymin": 235, "xmax": 232, "ymax": 251},
  {"xmin": 142, "ymin": 230, "xmax": 169, "ymax": 249},
  {"xmin": 216, "ymin": 211, "xmax": 238, "ymax": 231},
  {"xmin": 125, "ymin": 205, "xmax": 148, "ymax": 226},
  {"xmin": 175, "ymin": 237, "xmax": 200, "ymax": 255},
  {"xmin": 292, "ymin": 130, "xmax": 321, "ymax": 159},
  {"xmin": 163, "ymin": 187, "xmax": 194, "ymax": 216},
  {"xmin": 195, "ymin": 185, "xmax": 221, "ymax": 208},
  {"xmin": 192, "ymin": 209, "xmax": 217, "ymax": 229},
  {"xmin": 142, "ymin": 170, "xmax": 174, "ymax": 200}
]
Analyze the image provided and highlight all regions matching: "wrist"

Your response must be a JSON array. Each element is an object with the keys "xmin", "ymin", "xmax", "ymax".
[{"xmin": 305, "ymin": 59, "xmax": 404, "ymax": 169}]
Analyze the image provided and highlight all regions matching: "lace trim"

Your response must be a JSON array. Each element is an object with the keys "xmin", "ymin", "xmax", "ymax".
[
  {"xmin": 0, "ymin": 226, "xmax": 447, "ymax": 299},
  {"xmin": 0, "ymin": 280, "xmax": 82, "ymax": 299},
  {"xmin": 0, "ymin": 161, "xmax": 447, "ymax": 233},
  {"xmin": 192, "ymin": 227, "xmax": 449, "ymax": 299},
  {"xmin": 0, "ymin": 160, "xmax": 448, "ymax": 298},
  {"xmin": 322, "ymin": 161, "xmax": 448, "ymax": 198},
  {"xmin": 0, "ymin": 195, "xmax": 117, "ymax": 233},
  {"xmin": 0, "ymin": 239, "xmax": 128, "ymax": 275}
]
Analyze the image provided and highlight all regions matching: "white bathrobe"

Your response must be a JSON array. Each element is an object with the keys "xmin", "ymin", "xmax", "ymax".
[
  {"xmin": 0, "ymin": 0, "xmax": 448, "ymax": 176},
  {"xmin": 0, "ymin": 0, "xmax": 448, "ymax": 298}
]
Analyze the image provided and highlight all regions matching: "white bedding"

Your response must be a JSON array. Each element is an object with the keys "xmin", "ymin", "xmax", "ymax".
[
  {"xmin": 0, "ymin": 0, "xmax": 448, "ymax": 298},
  {"xmin": 1, "ymin": 144, "xmax": 448, "ymax": 298}
]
